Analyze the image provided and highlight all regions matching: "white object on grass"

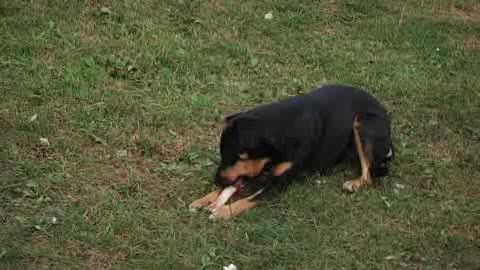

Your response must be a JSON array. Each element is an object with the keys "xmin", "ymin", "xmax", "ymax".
[
  {"xmin": 29, "ymin": 114, "xmax": 38, "ymax": 122},
  {"xmin": 208, "ymin": 185, "xmax": 237, "ymax": 213},
  {"xmin": 223, "ymin": 263, "xmax": 237, "ymax": 270},
  {"xmin": 264, "ymin": 12, "xmax": 273, "ymax": 20},
  {"xmin": 188, "ymin": 205, "xmax": 199, "ymax": 212},
  {"xmin": 39, "ymin": 138, "xmax": 50, "ymax": 146},
  {"xmin": 116, "ymin": 149, "xmax": 128, "ymax": 158},
  {"xmin": 386, "ymin": 148, "xmax": 393, "ymax": 158}
]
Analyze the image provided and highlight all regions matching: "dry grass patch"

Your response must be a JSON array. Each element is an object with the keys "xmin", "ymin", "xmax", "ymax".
[{"xmin": 463, "ymin": 36, "xmax": 480, "ymax": 52}]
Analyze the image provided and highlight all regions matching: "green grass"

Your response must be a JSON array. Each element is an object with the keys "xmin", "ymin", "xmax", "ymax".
[{"xmin": 1, "ymin": 0, "xmax": 479, "ymax": 269}]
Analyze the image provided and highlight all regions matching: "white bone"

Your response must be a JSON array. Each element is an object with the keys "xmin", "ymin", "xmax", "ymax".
[{"xmin": 208, "ymin": 186, "xmax": 237, "ymax": 212}]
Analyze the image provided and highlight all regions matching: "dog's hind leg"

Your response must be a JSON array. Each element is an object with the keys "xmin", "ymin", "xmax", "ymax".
[{"xmin": 342, "ymin": 115, "xmax": 374, "ymax": 192}]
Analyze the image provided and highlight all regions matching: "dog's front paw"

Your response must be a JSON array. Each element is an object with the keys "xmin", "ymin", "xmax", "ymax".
[
  {"xmin": 208, "ymin": 206, "xmax": 233, "ymax": 221},
  {"xmin": 342, "ymin": 179, "xmax": 364, "ymax": 193},
  {"xmin": 189, "ymin": 200, "xmax": 209, "ymax": 212}
]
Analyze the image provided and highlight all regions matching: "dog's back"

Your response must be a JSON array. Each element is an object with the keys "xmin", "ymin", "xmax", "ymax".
[{"xmin": 240, "ymin": 85, "xmax": 392, "ymax": 171}]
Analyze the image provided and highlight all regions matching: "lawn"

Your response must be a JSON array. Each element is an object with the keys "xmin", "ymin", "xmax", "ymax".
[{"xmin": 1, "ymin": 0, "xmax": 479, "ymax": 269}]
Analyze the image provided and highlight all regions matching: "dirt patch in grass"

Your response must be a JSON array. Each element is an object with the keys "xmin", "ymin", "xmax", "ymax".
[
  {"xmin": 0, "ymin": 111, "xmax": 14, "ymax": 134},
  {"xmin": 431, "ymin": 2, "xmax": 480, "ymax": 22},
  {"xmin": 86, "ymin": 248, "xmax": 128, "ymax": 269},
  {"xmin": 195, "ymin": 122, "xmax": 222, "ymax": 151},
  {"xmin": 79, "ymin": 16, "xmax": 96, "ymax": 42},
  {"xmin": 464, "ymin": 36, "xmax": 480, "ymax": 52},
  {"xmin": 156, "ymin": 134, "xmax": 192, "ymax": 163},
  {"xmin": 28, "ymin": 235, "xmax": 54, "ymax": 270},
  {"xmin": 428, "ymin": 140, "xmax": 464, "ymax": 163},
  {"xmin": 86, "ymin": 0, "xmax": 98, "ymax": 8},
  {"xmin": 448, "ymin": 224, "xmax": 480, "ymax": 242},
  {"xmin": 40, "ymin": 47, "xmax": 56, "ymax": 69},
  {"xmin": 80, "ymin": 0, "xmax": 99, "ymax": 43},
  {"xmin": 326, "ymin": 0, "xmax": 338, "ymax": 15},
  {"xmin": 130, "ymin": 127, "xmax": 193, "ymax": 162},
  {"xmin": 110, "ymin": 152, "xmax": 175, "ymax": 208},
  {"xmin": 450, "ymin": 4, "xmax": 480, "ymax": 22}
]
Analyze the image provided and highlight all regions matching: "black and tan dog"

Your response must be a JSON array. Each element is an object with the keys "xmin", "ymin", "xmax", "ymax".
[{"xmin": 190, "ymin": 85, "xmax": 394, "ymax": 220}]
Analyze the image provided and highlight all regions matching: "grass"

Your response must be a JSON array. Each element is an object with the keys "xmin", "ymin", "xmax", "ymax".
[{"xmin": 1, "ymin": 0, "xmax": 479, "ymax": 269}]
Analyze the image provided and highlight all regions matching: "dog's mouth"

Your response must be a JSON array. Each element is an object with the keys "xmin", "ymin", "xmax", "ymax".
[
  {"xmin": 232, "ymin": 177, "xmax": 246, "ymax": 194},
  {"xmin": 229, "ymin": 168, "xmax": 271, "ymax": 194}
]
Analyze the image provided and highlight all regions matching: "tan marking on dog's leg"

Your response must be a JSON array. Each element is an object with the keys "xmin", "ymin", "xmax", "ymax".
[
  {"xmin": 272, "ymin": 161, "xmax": 293, "ymax": 176},
  {"xmin": 209, "ymin": 189, "xmax": 263, "ymax": 220},
  {"xmin": 189, "ymin": 190, "xmax": 221, "ymax": 212},
  {"xmin": 343, "ymin": 115, "xmax": 373, "ymax": 193}
]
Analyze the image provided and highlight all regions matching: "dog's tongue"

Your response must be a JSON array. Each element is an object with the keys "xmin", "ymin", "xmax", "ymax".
[{"xmin": 233, "ymin": 178, "xmax": 246, "ymax": 194}]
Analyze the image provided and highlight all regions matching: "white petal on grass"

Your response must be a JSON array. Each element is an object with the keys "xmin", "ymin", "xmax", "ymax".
[
  {"xmin": 29, "ymin": 114, "xmax": 38, "ymax": 122},
  {"xmin": 264, "ymin": 12, "xmax": 273, "ymax": 20},
  {"xmin": 381, "ymin": 196, "xmax": 392, "ymax": 208},
  {"xmin": 223, "ymin": 263, "xmax": 238, "ymax": 270},
  {"xmin": 39, "ymin": 138, "xmax": 50, "ymax": 146},
  {"xmin": 52, "ymin": 217, "xmax": 57, "ymax": 224},
  {"xmin": 395, "ymin": 183, "xmax": 405, "ymax": 189},
  {"xmin": 116, "ymin": 150, "xmax": 128, "ymax": 158}
]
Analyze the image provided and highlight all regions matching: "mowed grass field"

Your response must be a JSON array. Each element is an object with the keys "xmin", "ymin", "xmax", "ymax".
[{"xmin": 1, "ymin": 0, "xmax": 479, "ymax": 269}]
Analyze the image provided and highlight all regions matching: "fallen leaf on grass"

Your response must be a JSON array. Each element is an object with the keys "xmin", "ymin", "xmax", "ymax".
[
  {"xmin": 100, "ymin": 7, "xmax": 111, "ymax": 15},
  {"xmin": 90, "ymin": 134, "xmax": 107, "ymax": 145}
]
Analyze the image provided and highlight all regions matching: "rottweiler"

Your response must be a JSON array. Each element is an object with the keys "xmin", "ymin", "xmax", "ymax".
[{"xmin": 190, "ymin": 85, "xmax": 394, "ymax": 220}]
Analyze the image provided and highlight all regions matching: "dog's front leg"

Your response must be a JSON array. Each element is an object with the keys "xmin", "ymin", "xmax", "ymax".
[
  {"xmin": 209, "ymin": 189, "xmax": 263, "ymax": 221},
  {"xmin": 189, "ymin": 189, "xmax": 221, "ymax": 212}
]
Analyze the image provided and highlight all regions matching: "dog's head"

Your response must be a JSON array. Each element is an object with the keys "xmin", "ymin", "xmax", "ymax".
[{"xmin": 215, "ymin": 112, "xmax": 275, "ymax": 188}]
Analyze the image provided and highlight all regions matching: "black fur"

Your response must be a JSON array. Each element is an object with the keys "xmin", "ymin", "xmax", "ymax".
[{"xmin": 215, "ymin": 85, "xmax": 394, "ymax": 197}]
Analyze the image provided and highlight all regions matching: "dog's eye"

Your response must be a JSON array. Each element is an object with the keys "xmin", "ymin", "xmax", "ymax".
[{"xmin": 239, "ymin": 153, "xmax": 249, "ymax": 160}]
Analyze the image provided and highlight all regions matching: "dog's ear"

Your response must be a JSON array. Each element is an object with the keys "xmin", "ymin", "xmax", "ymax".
[
  {"xmin": 224, "ymin": 112, "xmax": 244, "ymax": 123},
  {"xmin": 232, "ymin": 115, "xmax": 266, "ymax": 150}
]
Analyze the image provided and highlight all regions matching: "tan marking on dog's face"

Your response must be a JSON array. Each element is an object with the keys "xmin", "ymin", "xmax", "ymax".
[
  {"xmin": 272, "ymin": 161, "xmax": 293, "ymax": 176},
  {"xmin": 220, "ymin": 158, "xmax": 270, "ymax": 181}
]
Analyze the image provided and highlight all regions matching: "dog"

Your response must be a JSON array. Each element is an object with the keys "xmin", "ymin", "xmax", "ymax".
[{"xmin": 190, "ymin": 85, "xmax": 394, "ymax": 220}]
